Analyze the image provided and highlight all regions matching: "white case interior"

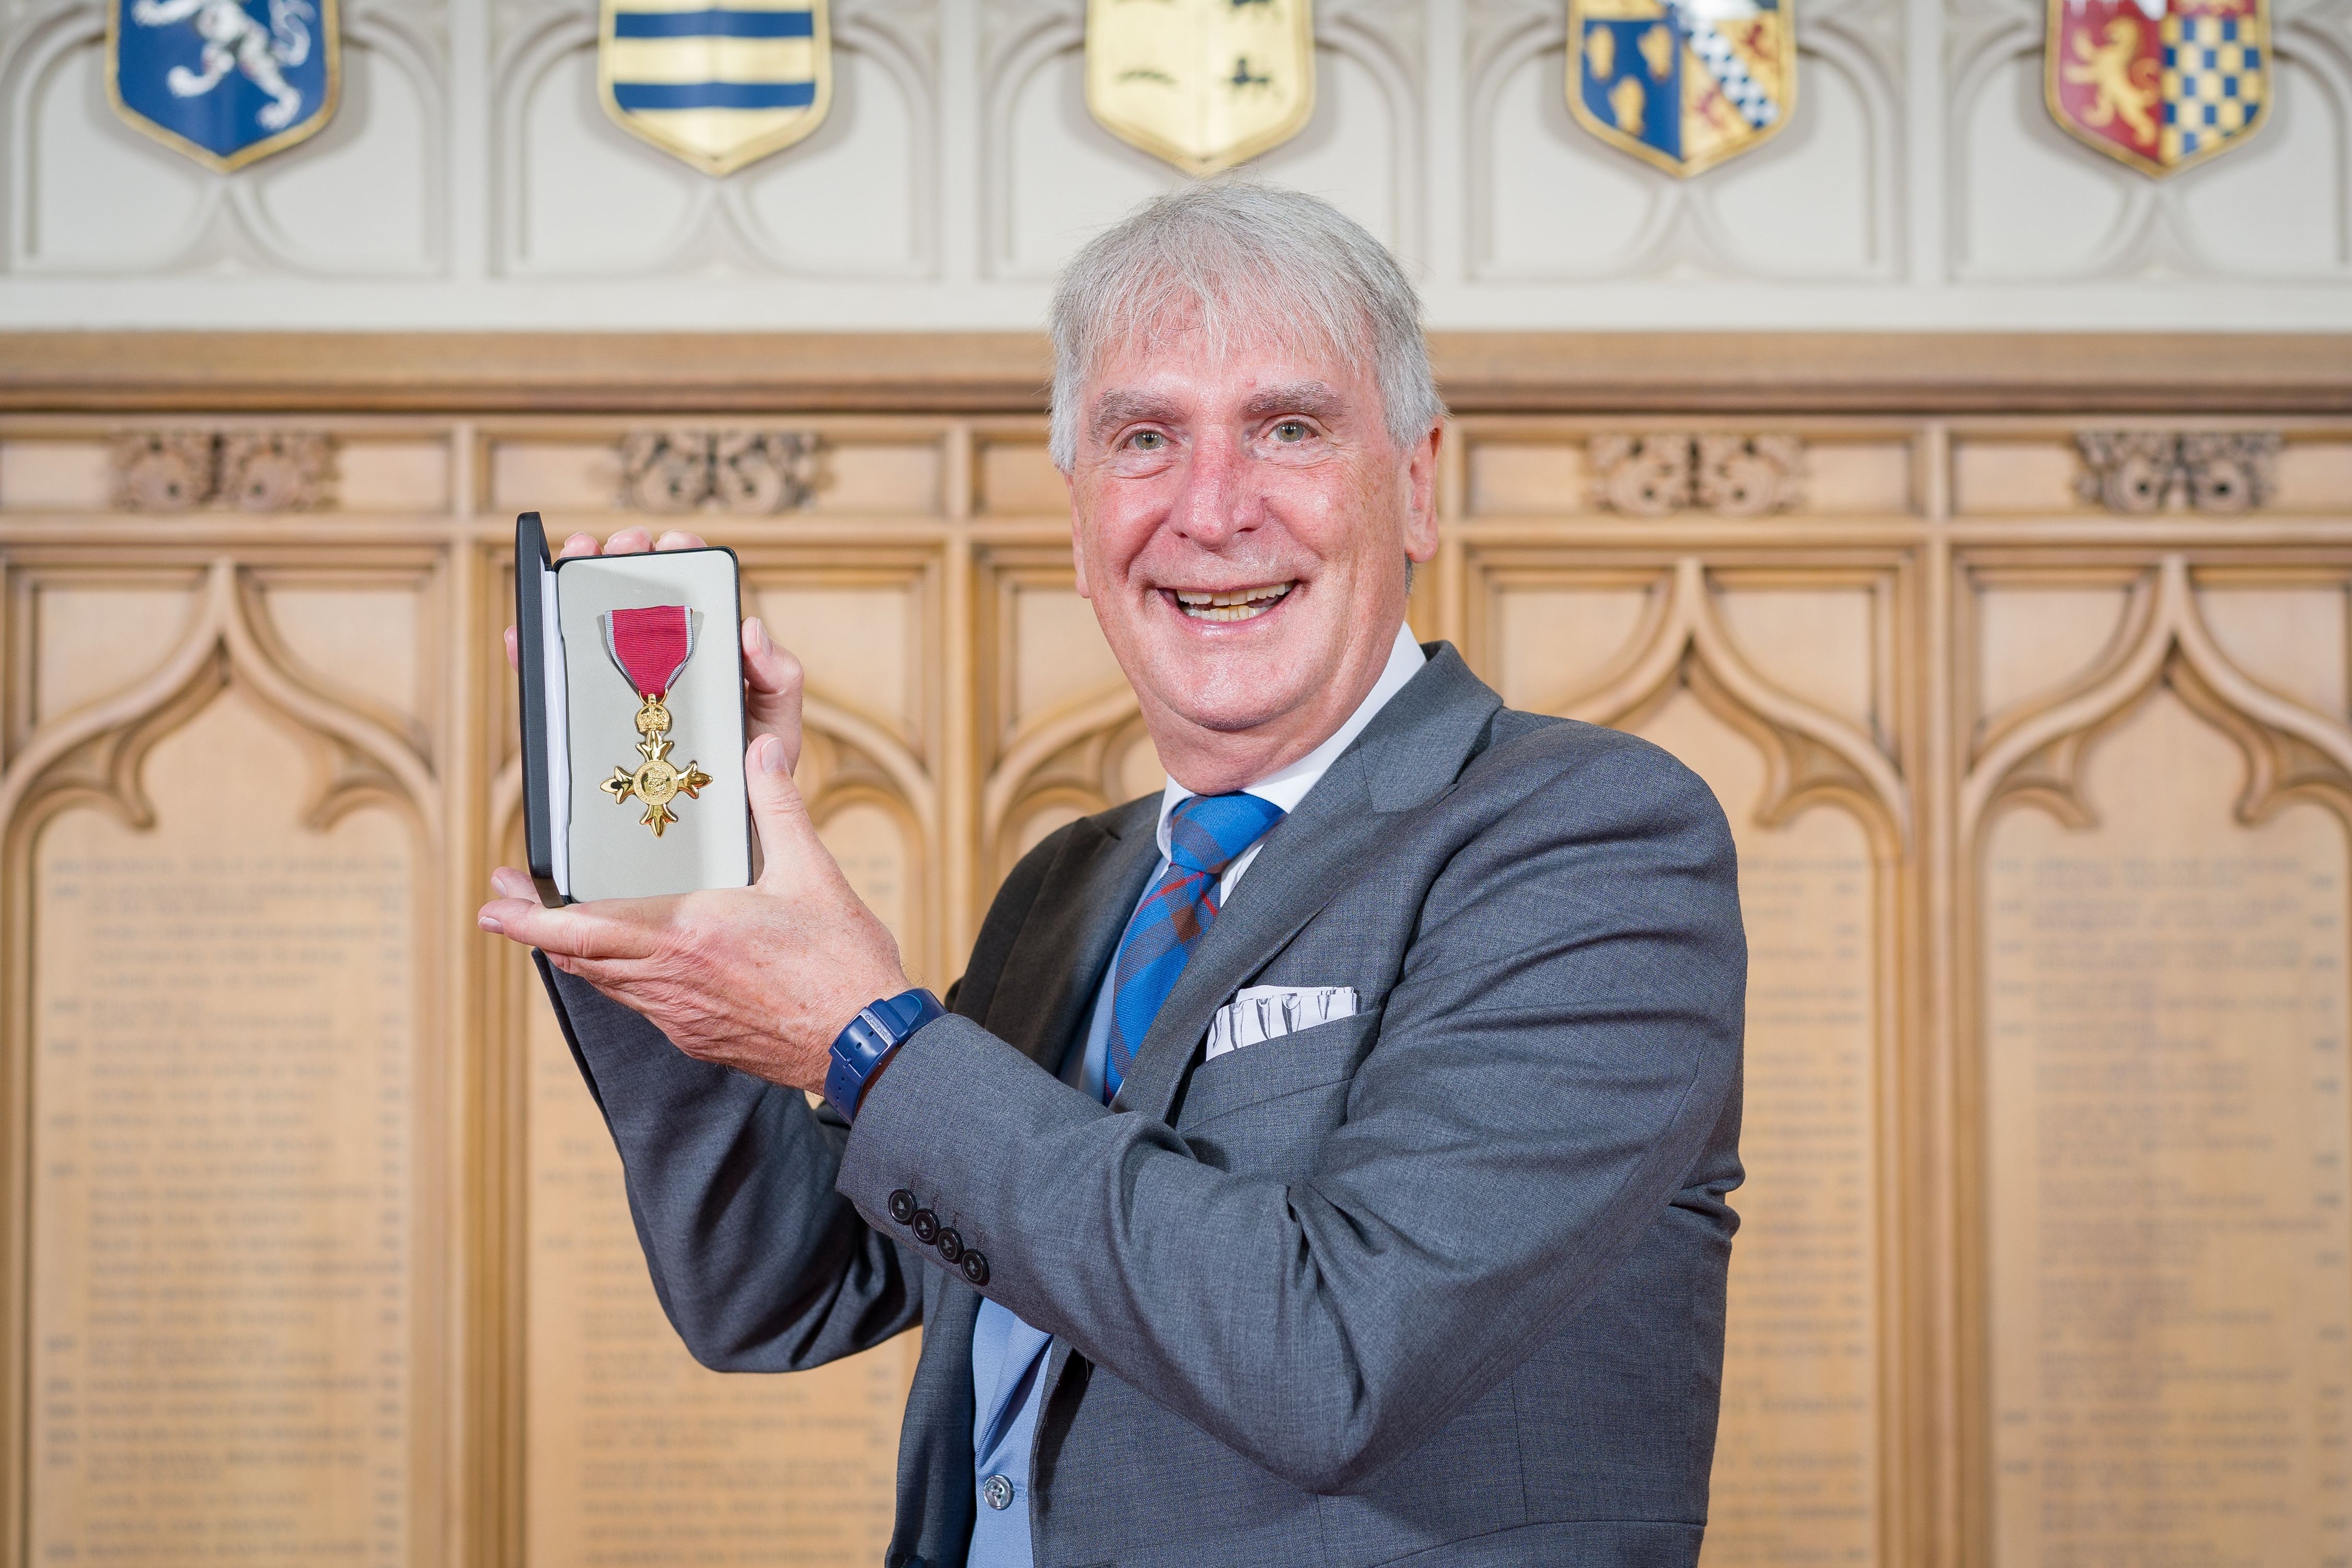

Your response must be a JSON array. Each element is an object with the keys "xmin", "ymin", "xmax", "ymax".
[{"xmin": 545, "ymin": 551, "xmax": 748, "ymax": 902}]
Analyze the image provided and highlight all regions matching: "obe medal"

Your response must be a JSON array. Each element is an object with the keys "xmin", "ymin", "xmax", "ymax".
[{"xmin": 597, "ymin": 605, "xmax": 714, "ymax": 838}]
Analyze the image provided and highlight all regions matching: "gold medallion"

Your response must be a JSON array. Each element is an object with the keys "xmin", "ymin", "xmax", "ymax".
[{"xmin": 602, "ymin": 694, "xmax": 714, "ymax": 837}]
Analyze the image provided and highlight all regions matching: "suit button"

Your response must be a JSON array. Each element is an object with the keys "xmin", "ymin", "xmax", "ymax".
[
  {"xmin": 887, "ymin": 1189, "xmax": 917, "ymax": 1225},
  {"xmin": 981, "ymin": 1473, "xmax": 1013, "ymax": 1511},
  {"xmin": 911, "ymin": 1208, "xmax": 940, "ymax": 1244},
  {"xmin": 935, "ymin": 1228, "xmax": 964, "ymax": 1264},
  {"xmin": 960, "ymin": 1250, "xmax": 989, "ymax": 1287}
]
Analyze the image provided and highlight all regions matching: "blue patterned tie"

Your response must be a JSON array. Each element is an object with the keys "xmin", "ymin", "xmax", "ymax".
[{"xmin": 1103, "ymin": 792, "xmax": 1287, "ymax": 1100}]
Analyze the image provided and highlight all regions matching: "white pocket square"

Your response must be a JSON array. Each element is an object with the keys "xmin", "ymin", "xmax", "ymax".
[{"xmin": 1204, "ymin": 985, "xmax": 1358, "ymax": 1060}]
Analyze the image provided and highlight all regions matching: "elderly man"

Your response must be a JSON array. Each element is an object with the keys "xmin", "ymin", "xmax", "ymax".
[{"xmin": 480, "ymin": 183, "xmax": 1745, "ymax": 1568}]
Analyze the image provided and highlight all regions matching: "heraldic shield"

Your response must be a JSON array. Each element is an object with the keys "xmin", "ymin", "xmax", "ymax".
[
  {"xmin": 2047, "ymin": 0, "xmax": 2269, "ymax": 175},
  {"xmin": 1568, "ymin": 0, "xmax": 1795, "ymax": 177},
  {"xmin": 1085, "ymin": 0, "xmax": 1315, "ymax": 176},
  {"xmin": 599, "ymin": 0, "xmax": 832, "ymax": 175},
  {"xmin": 108, "ymin": 0, "xmax": 339, "ymax": 172}
]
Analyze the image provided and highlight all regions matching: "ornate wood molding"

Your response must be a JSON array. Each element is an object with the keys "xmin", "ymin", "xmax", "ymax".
[
  {"xmin": 1558, "ymin": 557, "xmax": 1912, "ymax": 857},
  {"xmin": 1590, "ymin": 432, "xmax": 1803, "ymax": 516},
  {"xmin": 4, "ymin": 332, "xmax": 2349, "ymax": 414},
  {"xmin": 617, "ymin": 429, "xmax": 821, "ymax": 514},
  {"xmin": 1961, "ymin": 555, "xmax": 2352, "ymax": 838},
  {"xmin": 0, "ymin": 560, "xmax": 439, "ymax": 840},
  {"xmin": 109, "ymin": 428, "xmax": 336, "ymax": 512},
  {"xmin": 2074, "ymin": 430, "xmax": 2280, "ymax": 514}
]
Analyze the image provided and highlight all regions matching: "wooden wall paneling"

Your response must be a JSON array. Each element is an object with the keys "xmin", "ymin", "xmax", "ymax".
[
  {"xmin": 0, "ymin": 356, "xmax": 2346, "ymax": 1568},
  {"xmin": 1915, "ymin": 419, "xmax": 1961, "ymax": 1568}
]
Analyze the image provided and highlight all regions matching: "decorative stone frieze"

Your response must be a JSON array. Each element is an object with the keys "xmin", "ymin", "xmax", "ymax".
[
  {"xmin": 2074, "ymin": 431, "xmax": 2279, "ymax": 514},
  {"xmin": 110, "ymin": 429, "xmax": 336, "ymax": 512},
  {"xmin": 618, "ymin": 429, "xmax": 821, "ymax": 514},
  {"xmin": 1591, "ymin": 433, "xmax": 1802, "ymax": 516}
]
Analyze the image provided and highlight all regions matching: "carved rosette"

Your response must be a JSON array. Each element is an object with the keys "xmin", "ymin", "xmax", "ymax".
[
  {"xmin": 2074, "ymin": 431, "xmax": 2280, "ymax": 514},
  {"xmin": 619, "ymin": 429, "xmax": 822, "ymax": 514},
  {"xmin": 109, "ymin": 430, "xmax": 337, "ymax": 512},
  {"xmin": 220, "ymin": 432, "xmax": 336, "ymax": 512},
  {"xmin": 1591, "ymin": 433, "xmax": 1803, "ymax": 517}
]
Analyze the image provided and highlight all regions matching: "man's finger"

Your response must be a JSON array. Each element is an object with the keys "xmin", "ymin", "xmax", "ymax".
[
  {"xmin": 559, "ymin": 532, "xmax": 601, "ymax": 558},
  {"xmin": 745, "ymin": 734, "xmax": 826, "ymax": 891},
  {"xmin": 477, "ymin": 890, "xmax": 664, "ymax": 963},
  {"xmin": 655, "ymin": 530, "xmax": 708, "ymax": 551},
  {"xmin": 605, "ymin": 527, "xmax": 654, "ymax": 555},
  {"xmin": 504, "ymin": 625, "xmax": 520, "ymax": 672}
]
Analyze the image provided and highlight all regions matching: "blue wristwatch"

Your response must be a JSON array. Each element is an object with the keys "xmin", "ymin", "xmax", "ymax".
[{"xmin": 824, "ymin": 987, "xmax": 946, "ymax": 1121}]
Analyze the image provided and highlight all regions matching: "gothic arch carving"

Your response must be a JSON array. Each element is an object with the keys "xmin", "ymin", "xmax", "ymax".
[
  {"xmin": 0, "ymin": 559, "xmax": 439, "ymax": 848},
  {"xmin": 979, "ymin": 683, "xmax": 1150, "ymax": 881},
  {"xmin": 1560, "ymin": 557, "xmax": 1912, "ymax": 858},
  {"xmin": 1961, "ymin": 555, "xmax": 2352, "ymax": 839}
]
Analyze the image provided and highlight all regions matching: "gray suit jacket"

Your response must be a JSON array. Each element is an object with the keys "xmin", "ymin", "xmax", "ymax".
[{"xmin": 537, "ymin": 643, "xmax": 1746, "ymax": 1568}]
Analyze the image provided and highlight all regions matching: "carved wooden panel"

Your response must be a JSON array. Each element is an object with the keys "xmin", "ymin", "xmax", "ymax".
[
  {"xmin": 1, "ymin": 401, "xmax": 2347, "ymax": 1568},
  {"xmin": 3, "ymin": 553, "xmax": 442, "ymax": 1565},
  {"xmin": 1463, "ymin": 544, "xmax": 1911, "ymax": 1566},
  {"xmin": 1961, "ymin": 554, "xmax": 2352, "ymax": 1568}
]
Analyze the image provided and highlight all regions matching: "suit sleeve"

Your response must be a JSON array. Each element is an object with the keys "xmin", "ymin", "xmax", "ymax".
[
  {"xmin": 836, "ymin": 737, "xmax": 1745, "ymax": 1493},
  {"xmin": 535, "ymin": 953, "xmax": 924, "ymax": 1370}
]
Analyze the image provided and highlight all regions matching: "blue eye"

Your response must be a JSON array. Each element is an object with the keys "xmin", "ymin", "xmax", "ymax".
[
  {"xmin": 1272, "ymin": 420, "xmax": 1309, "ymax": 442},
  {"xmin": 1129, "ymin": 431, "xmax": 1166, "ymax": 450}
]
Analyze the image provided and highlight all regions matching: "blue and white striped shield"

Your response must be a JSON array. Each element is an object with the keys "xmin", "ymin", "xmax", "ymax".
[{"xmin": 597, "ymin": 1, "xmax": 831, "ymax": 175}]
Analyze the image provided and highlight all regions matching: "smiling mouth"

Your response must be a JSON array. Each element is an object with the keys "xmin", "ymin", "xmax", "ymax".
[{"xmin": 1171, "ymin": 583, "xmax": 1294, "ymax": 622}]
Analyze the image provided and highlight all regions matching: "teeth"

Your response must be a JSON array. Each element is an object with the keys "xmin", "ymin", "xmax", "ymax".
[{"xmin": 1173, "ymin": 583, "xmax": 1292, "ymax": 622}]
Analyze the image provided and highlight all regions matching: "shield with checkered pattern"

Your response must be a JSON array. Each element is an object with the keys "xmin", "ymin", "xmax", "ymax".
[
  {"xmin": 1566, "ymin": 0, "xmax": 1796, "ymax": 177},
  {"xmin": 2046, "ymin": 0, "xmax": 2270, "ymax": 176}
]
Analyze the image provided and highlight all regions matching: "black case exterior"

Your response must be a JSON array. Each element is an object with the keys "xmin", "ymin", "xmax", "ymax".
[{"xmin": 513, "ymin": 512, "xmax": 564, "ymax": 906}]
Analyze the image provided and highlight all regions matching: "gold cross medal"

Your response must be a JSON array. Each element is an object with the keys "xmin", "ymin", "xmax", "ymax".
[{"xmin": 597, "ymin": 605, "xmax": 714, "ymax": 837}]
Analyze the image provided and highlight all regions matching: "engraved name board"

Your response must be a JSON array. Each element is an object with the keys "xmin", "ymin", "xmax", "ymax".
[
  {"xmin": 1642, "ymin": 695, "xmax": 1884, "ymax": 1567},
  {"xmin": 1987, "ymin": 695, "xmax": 2352, "ymax": 1568},
  {"xmin": 524, "ymin": 985, "xmax": 915, "ymax": 1567},
  {"xmin": 29, "ymin": 695, "xmax": 416, "ymax": 1566}
]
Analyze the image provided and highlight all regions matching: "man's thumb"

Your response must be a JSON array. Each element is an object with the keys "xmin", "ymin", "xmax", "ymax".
[{"xmin": 745, "ymin": 734, "xmax": 818, "ymax": 885}]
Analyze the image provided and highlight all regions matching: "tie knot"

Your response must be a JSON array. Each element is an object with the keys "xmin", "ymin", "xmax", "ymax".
[{"xmin": 1166, "ymin": 792, "xmax": 1286, "ymax": 877}]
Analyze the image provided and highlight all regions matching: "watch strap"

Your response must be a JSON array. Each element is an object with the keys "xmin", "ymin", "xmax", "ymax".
[{"xmin": 825, "ymin": 987, "xmax": 946, "ymax": 1121}]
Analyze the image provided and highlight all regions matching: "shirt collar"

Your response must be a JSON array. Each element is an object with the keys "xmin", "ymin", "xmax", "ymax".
[{"xmin": 1155, "ymin": 621, "xmax": 1427, "ymax": 860}]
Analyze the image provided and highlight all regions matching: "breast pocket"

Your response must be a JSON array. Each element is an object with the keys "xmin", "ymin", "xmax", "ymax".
[{"xmin": 1174, "ymin": 1010, "xmax": 1379, "ymax": 1175}]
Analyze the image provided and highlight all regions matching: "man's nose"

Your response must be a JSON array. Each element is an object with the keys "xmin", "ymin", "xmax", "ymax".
[{"xmin": 1168, "ymin": 430, "xmax": 1258, "ymax": 547}]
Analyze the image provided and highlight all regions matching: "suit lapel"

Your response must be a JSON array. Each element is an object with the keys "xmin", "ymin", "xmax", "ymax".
[
  {"xmin": 1112, "ymin": 646, "xmax": 1503, "ymax": 1124},
  {"xmin": 982, "ymin": 795, "xmax": 1161, "ymax": 1071}
]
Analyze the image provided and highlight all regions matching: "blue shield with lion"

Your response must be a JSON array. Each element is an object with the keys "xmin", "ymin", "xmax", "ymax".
[{"xmin": 109, "ymin": 0, "xmax": 340, "ymax": 171}]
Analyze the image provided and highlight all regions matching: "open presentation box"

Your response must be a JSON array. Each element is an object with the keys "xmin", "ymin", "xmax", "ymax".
[{"xmin": 514, "ymin": 512, "xmax": 753, "ymax": 905}]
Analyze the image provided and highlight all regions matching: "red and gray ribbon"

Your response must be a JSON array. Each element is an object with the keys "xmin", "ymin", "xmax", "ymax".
[{"xmin": 601, "ymin": 606, "xmax": 699, "ymax": 699}]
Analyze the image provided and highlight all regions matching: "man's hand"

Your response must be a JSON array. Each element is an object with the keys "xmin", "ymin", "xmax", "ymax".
[
  {"xmin": 482, "ymin": 527, "xmax": 908, "ymax": 1094},
  {"xmin": 503, "ymin": 526, "xmax": 809, "ymax": 772}
]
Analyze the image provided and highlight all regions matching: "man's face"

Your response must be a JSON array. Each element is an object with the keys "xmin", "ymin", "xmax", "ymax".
[{"xmin": 1065, "ymin": 316, "xmax": 1440, "ymax": 785}]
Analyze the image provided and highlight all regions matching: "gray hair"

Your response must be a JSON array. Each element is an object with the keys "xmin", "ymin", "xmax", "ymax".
[{"xmin": 1047, "ymin": 181, "xmax": 1444, "ymax": 471}]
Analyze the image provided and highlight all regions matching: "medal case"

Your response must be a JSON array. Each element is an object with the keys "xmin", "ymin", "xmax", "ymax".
[{"xmin": 515, "ymin": 512, "xmax": 754, "ymax": 906}]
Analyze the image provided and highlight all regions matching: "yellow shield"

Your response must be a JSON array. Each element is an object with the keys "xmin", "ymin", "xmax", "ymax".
[
  {"xmin": 598, "ymin": 1, "xmax": 832, "ymax": 176},
  {"xmin": 1085, "ymin": 0, "xmax": 1316, "ymax": 176}
]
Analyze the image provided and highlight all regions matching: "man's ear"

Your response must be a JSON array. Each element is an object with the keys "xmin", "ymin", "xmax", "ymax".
[{"xmin": 1403, "ymin": 422, "xmax": 1443, "ymax": 564}]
